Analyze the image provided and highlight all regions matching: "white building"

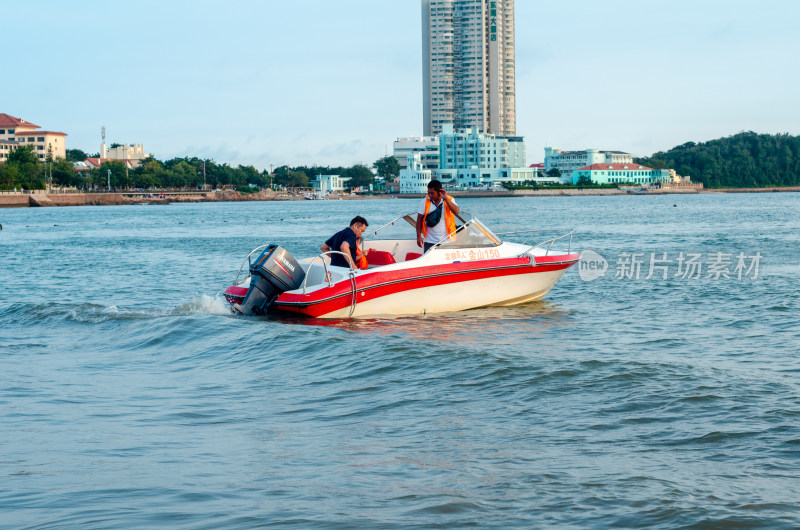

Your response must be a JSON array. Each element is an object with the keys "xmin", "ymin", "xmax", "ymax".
[
  {"xmin": 435, "ymin": 166, "xmax": 542, "ymax": 189},
  {"xmin": 572, "ymin": 163, "xmax": 671, "ymax": 185},
  {"xmin": 439, "ymin": 125, "xmax": 525, "ymax": 170},
  {"xmin": 400, "ymin": 164, "xmax": 555, "ymax": 193},
  {"xmin": 312, "ymin": 174, "xmax": 350, "ymax": 193},
  {"xmin": 422, "ymin": 0, "xmax": 516, "ymax": 136},
  {"xmin": 399, "ymin": 154, "xmax": 434, "ymax": 194},
  {"xmin": 393, "ymin": 136, "xmax": 440, "ymax": 170},
  {"xmin": 399, "ymin": 125, "xmax": 550, "ymax": 193},
  {"xmin": 544, "ymin": 147, "xmax": 634, "ymax": 183},
  {"xmin": 104, "ymin": 143, "xmax": 148, "ymax": 163},
  {"xmin": 100, "ymin": 141, "xmax": 150, "ymax": 168}
]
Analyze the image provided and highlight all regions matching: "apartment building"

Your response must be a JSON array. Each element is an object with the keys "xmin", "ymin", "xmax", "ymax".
[
  {"xmin": 399, "ymin": 125, "xmax": 540, "ymax": 192},
  {"xmin": 438, "ymin": 124, "xmax": 525, "ymax": 170},
  {"xmin": 422, "ymin": 0, "xmax": 516, "ymax": 137},
  {"xmin": 393, "ymin": 136, "xmax": 440, "ymax": 171}
]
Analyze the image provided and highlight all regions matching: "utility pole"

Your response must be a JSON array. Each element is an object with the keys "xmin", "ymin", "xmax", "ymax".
[{"xmin": 107, "ymin": 169, "xmax": 111, "ymax": 191}]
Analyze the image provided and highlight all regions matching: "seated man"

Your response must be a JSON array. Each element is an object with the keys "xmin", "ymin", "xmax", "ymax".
[{"xmin": 321, "ymin": 216, "xmax": 369, "ymax": 268}]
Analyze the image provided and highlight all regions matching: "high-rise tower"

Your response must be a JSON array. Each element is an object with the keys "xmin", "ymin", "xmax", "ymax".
[{"xmin": 422, "ymin": 0, "xmax": 516, "ymax": 137}]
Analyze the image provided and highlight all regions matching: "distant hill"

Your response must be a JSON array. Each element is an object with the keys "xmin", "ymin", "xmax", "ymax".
[{"xmin": 634, "ymin": 132, "xmax": 800, "ymax": 188}]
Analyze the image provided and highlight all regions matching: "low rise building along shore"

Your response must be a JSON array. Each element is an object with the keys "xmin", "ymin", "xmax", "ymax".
[{"xmin": 0, "ymin": 113, "xmax": 67, "ymax": 163}]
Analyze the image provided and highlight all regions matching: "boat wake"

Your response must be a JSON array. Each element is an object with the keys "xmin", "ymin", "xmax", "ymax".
[
  {"xmin": 0, "ymin": 294, "xmax": 233, "ymax": 326},
  {"xmin": 173, "ymin": 294, "xmax": 232, "ymax": 315}
]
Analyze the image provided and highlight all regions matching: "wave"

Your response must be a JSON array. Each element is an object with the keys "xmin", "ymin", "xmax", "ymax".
[
  {"xmin": 173, "ymin": 294, "xmax": 232, "ymax": 316},
  {"xmin": 0, "ymin": 294, "xmax": 234, "ymax": 327}
]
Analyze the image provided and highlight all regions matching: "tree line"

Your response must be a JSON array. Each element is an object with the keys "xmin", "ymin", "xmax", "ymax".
[
  {"xmin": 635, "ymin": 132, "xmax": 800, "ymax": 188},
  {"xmin": 6, "ymin": 133, "xmax": 800, "ymax": 191},
  {"xmin": 0, "ymin": 145, "xmax": 400, "ymax": 192}
]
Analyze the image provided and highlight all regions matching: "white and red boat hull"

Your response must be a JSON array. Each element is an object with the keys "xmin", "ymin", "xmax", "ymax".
[
  {"xmin": 223, "ymin": 216, "xmax": 579, "ymax": 319},
  {"xmin": 226, "ymin": 253, "xmax": 578, "ymax": 319}
]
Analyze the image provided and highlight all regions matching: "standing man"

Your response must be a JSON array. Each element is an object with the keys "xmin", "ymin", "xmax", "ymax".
[
  {"xmin": 321, "ymin": 216, "xmax": 369, "ymax": 268},
  {"xmin": 416, "ymin": 179, "xmax": 459, "ymax": 252}
]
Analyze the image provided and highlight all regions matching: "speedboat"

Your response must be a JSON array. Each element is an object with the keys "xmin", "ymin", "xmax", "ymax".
[{"xmin": 223, "ymin": 212, "xmax": 579, "ymax": 318}]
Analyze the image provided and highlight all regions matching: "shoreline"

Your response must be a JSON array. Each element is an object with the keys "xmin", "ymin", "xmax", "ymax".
[{"xmin": 1, "ymin": 186, "xmax": 799, "ymax": 208}]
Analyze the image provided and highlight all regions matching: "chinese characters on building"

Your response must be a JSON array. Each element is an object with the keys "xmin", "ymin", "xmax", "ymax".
[{"xmin": 489, "ymin": 1, "xmax": 497, "ymax": 41}]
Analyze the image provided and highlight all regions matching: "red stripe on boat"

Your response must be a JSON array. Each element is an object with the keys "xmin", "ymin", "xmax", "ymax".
[{"xmin": 274, "ymin": 253, "xmax": 579, "ymax": 317}]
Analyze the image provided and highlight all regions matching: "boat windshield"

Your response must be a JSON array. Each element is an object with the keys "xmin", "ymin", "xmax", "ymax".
[{"xmin": 437, "ymin": 218, "xmax": 501, "ymax": 249}]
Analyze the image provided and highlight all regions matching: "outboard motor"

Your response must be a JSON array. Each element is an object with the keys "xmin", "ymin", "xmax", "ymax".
[{"xmin": 232, "ymin": 245, "xmax": 306, "ymax": 315}]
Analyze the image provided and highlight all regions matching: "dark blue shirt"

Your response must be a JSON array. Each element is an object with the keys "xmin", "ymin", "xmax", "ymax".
[{"xmin": 325, "ymin": 226, "xmax": 357, "ymax": 268}]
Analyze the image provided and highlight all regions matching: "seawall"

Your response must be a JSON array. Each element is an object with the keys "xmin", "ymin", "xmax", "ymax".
[
  {"xmin": 1, "ymin": 193, "xmax": 126, "ymax": 207},
  {"xmin": 0, "ymin": 189, "xmax": 296, "ymax": 208},
  {"xmin": 31, "ymin": 193, "xmax": 125, "ymax": 207},
  {"xmin": 3, "ymin": 185, "xmax": 799, "ymax": 208},
  {"xmin": 0, "ymin": 195, "xmax": 30, "ymax": 208},
  {"xmin": 702, "ymin": 186, "xmax": 800, "ymax": 193}
]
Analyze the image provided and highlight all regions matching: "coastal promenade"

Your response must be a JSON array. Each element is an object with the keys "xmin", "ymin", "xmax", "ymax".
[
  {"xmin": 2, "ymin": 185, "xmax": 799, "ymax": 208},
  {"xmin": 0, "ymin": 189, "xmax": 294, "ymax": 208}
]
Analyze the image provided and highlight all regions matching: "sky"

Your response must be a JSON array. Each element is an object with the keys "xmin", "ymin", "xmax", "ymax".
[{"xmin": 4, "ymin": 0, "xmax": 799, "ymax": 169}]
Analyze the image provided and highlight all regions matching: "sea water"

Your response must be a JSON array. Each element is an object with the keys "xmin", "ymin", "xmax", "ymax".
[{"xmin": 1, "ymin": 194, "xmax": 799, "ymax": 528}]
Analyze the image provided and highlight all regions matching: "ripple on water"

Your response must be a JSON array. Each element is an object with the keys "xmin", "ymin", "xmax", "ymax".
[{"xmin": 2, "ymin": 196, "xmax": 800, "ymax": 527}]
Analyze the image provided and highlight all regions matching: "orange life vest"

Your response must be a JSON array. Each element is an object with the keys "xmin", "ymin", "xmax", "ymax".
[
  {"xmin": 355, "ymin": 245, "xmax": 368, "ymax": 269},
  {"xmin": 422, "ymin": 196, "xmax": 456, "ymax": 239}
]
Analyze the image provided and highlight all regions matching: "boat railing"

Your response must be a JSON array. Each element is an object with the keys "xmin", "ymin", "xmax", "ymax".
[
  {"xmin": 301, "ymin": 251, "xmax": 354, "ymax": 293},
  {"xmin": 361, "ymin": 213, "xmax": 420, "ymax": 241},
  {"xmin": 302, "ymin": 251, "xmax": 359, "ymax": 316},
  {"xmin": 515, "ymin": 229, "xmax": 574, "ymax": 257},
  {"xmin": 235, "ymin": 245, "xmax": 354, "ymax": 293},
  {"xmin": 493, "ymin": 227, "xmax": 574, "ymax": 247},
  {"xmin": 233, "ymin": 244, "xmax": 272, "ymax": 284}
]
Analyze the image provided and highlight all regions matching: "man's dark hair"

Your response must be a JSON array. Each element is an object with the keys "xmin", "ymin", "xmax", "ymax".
[
  {"xmin": 350, "ymin": 215, "xmax": 368, "ymax": 227},
  {"xmin": 427, "ymin": 179, "xmax": 443, "ymax": 191}
]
